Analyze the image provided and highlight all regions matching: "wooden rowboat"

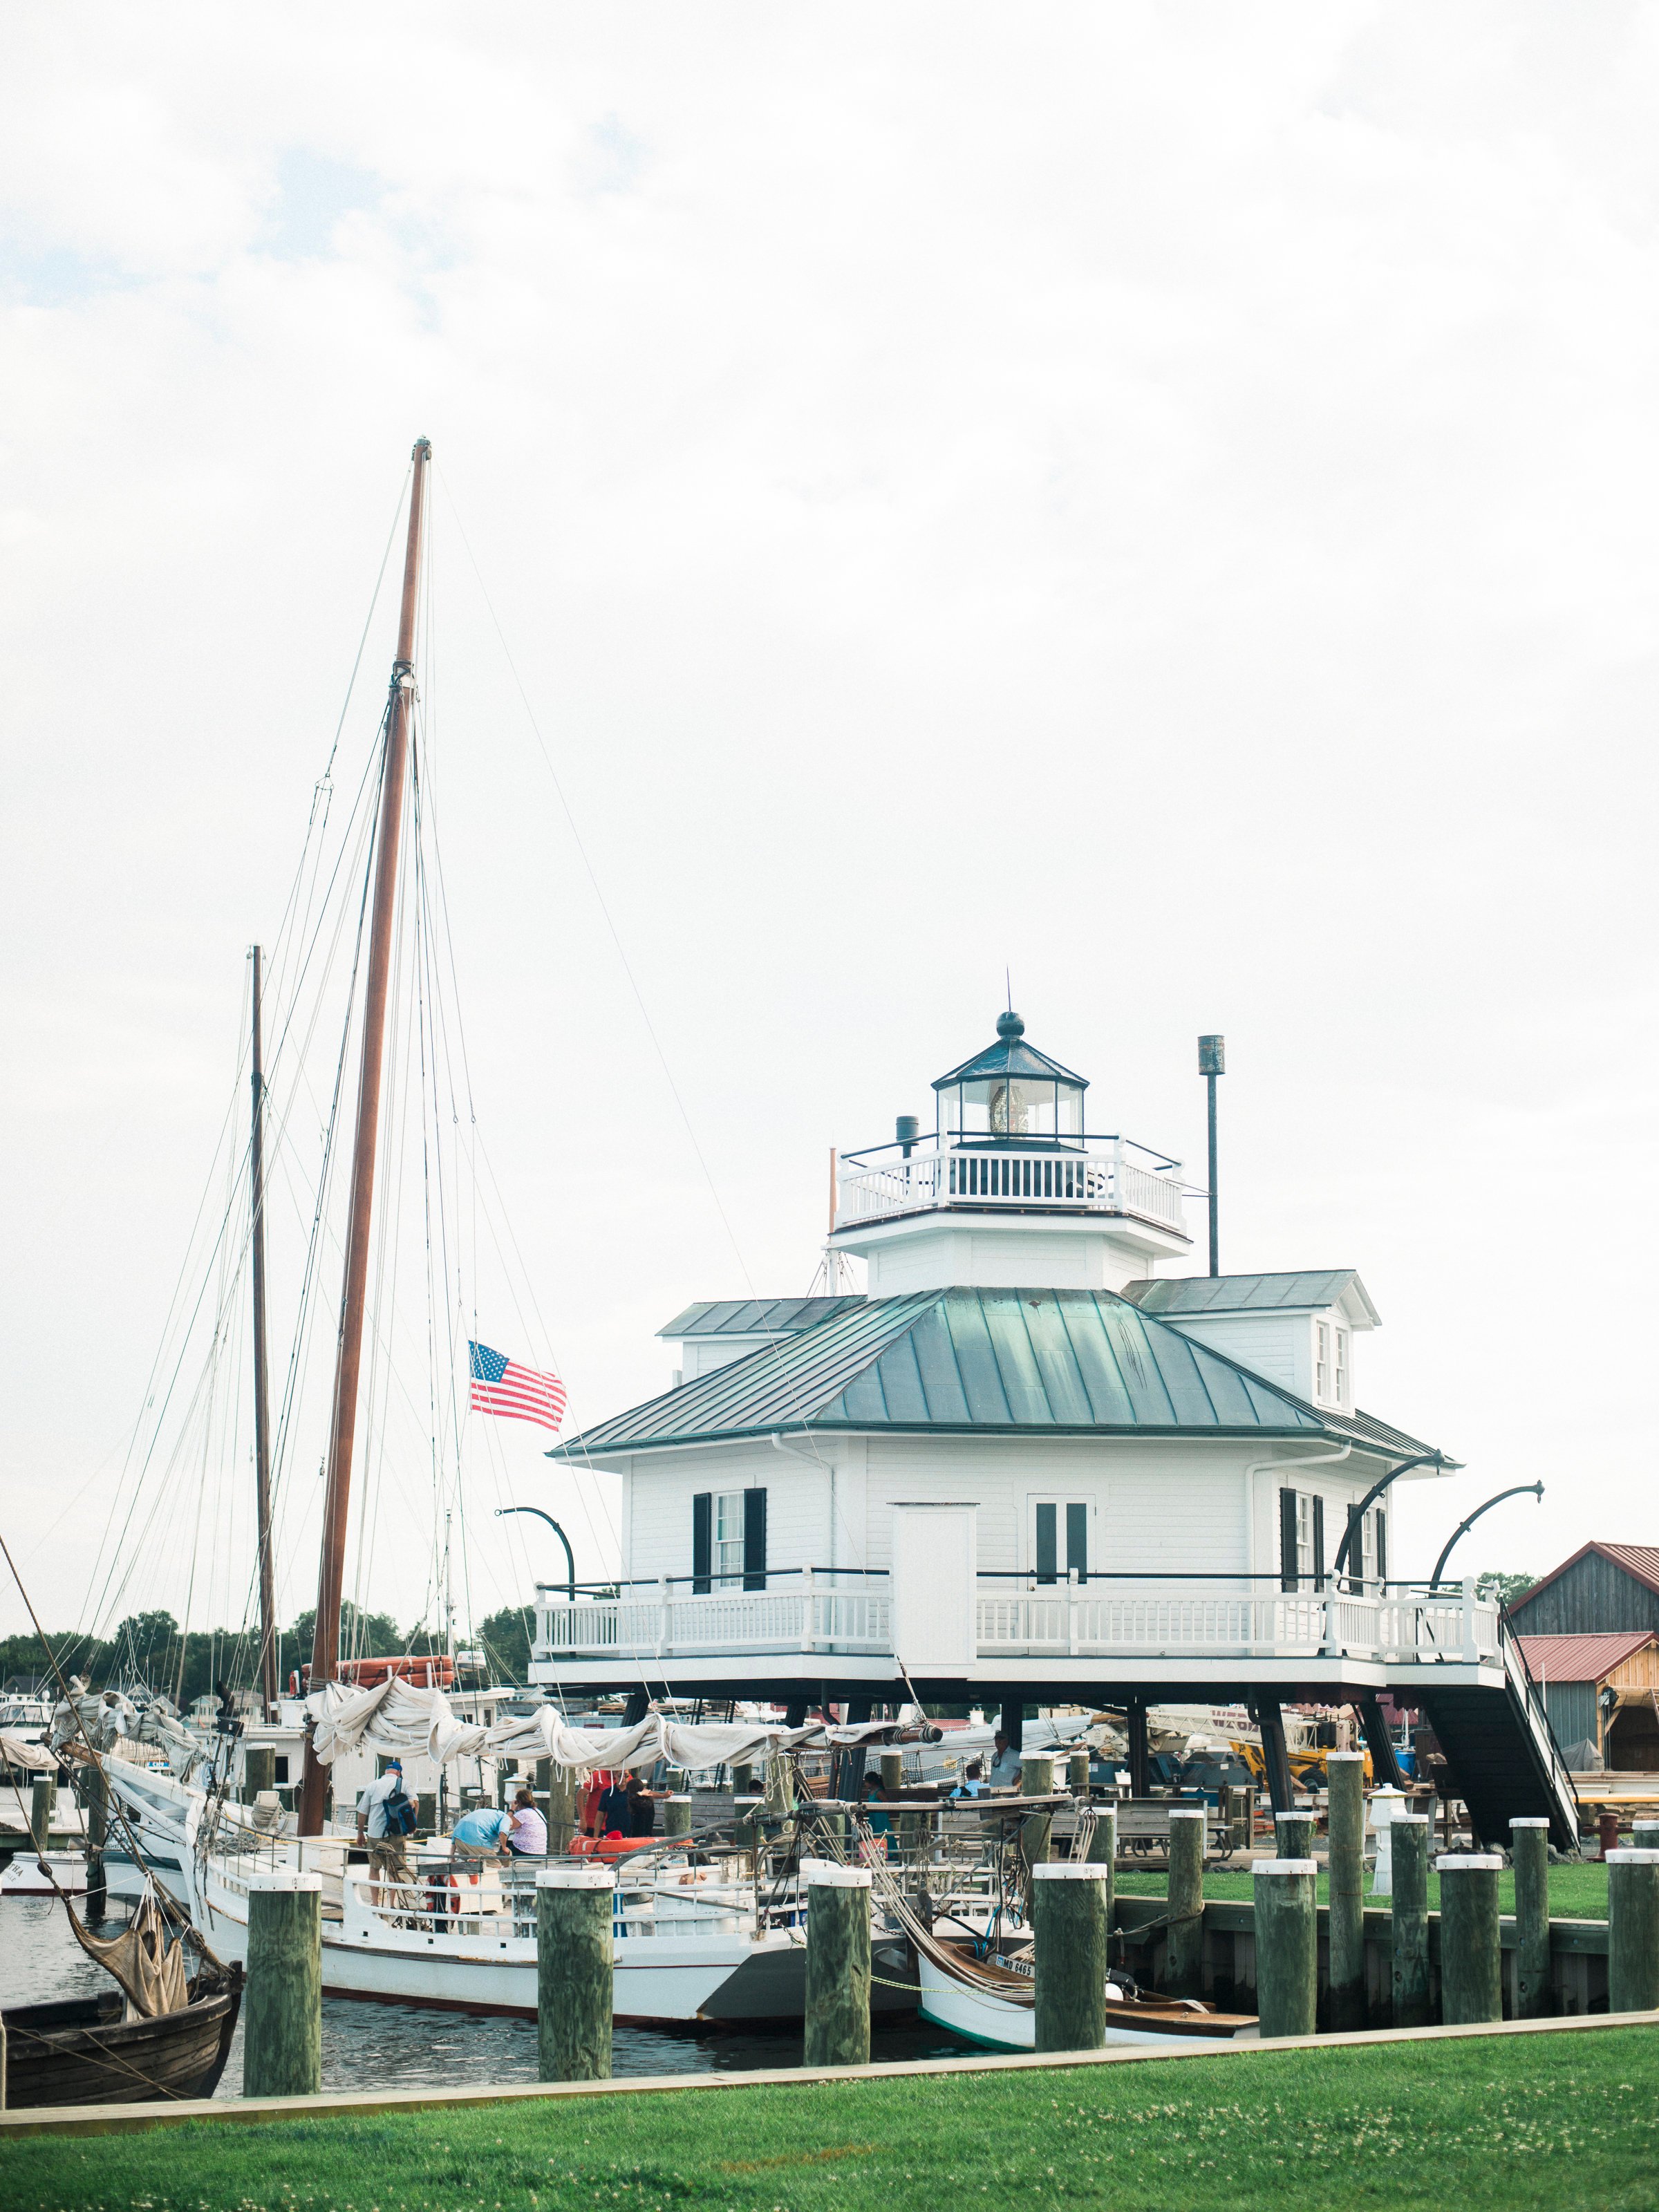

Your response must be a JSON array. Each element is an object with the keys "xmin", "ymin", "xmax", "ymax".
[{"xmin": 2, "ymin": 1960, "xmax": 242, "ymax": 2108}]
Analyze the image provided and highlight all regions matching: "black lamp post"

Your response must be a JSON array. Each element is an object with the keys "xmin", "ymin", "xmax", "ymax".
[
  {"xmin": 495, "ymin": 1507, "xmax": 577, "ymax": 1600},
  {"xmin": 1430, "ymin": 1483, "xmax": 1545, "ymax": 1588},
  {"xmin": 1198, "ymin": 1035, "xmax": 1224, "ymax": 1276}
]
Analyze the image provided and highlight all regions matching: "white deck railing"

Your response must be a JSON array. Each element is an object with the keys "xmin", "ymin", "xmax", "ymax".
[
  {"xmin": 836, "ymin": 1139, "xmax": 1186, "ymax": 1235},
  {"xmin": 532, "ymin": 1575, "xmax": 1500, "ymax": 1669}
]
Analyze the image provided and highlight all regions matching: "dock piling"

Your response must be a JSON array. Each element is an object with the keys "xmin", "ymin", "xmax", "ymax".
[
  {"xmin": 1067, "ymin": 1749, "xmax": 1090, "ymax": 1799},
  {"xmin": 801, "ymin": 1860, "xmax": 872, "ymax": 2067},
  {"xmin": 1273, "ymin": 1808, "xmax": 1314, "ymax": 1863},
  {"xmin": 1253, "ymin": 1858, "xmax": 1318, "ymax": 2038},
  {"xmin": 1020, "ymin": 1752, "xmax": 1056, "ymax": 1869},
  {"xmin": 1032, "ymin": 1863, "xmax": 1111, "ymax": 2051},
  {"xmin": 1327, "ymin": 1752, "xmax": 1365, "ymax": 2030},
  {"xmin": 1390, "ymin": 1815, "xmax": 1431, "ymax": 2027},
  {"xmin": 29, "ymin": 1777, "xmax": 53, "ymax": 1855},
  {"xmin": 243, "ymin": 1871, "xmax": 322, "ymax": 2098},
  {"xmin": 1510, "ymin": 1817, "xmax": 1550, "ymax": 2018},
  {"xmin": 1437, "ymin": 1854, "xmax": 1503, "ymax": 2023},
  {"xmin": 536, "ymin": 1866, "xmax": 615, "ymax": 2081},
  {"xmin": 663, "ymin": 1792, "xmax": 692, "ymax": 1839},
  {"xmin": 1164, "ymin": 1807, "xmax": 1206, "ymax": 1998},
  {"xmin": 1606, "ymin": 1848, "xmax": 1659, "ymax": 2014}
]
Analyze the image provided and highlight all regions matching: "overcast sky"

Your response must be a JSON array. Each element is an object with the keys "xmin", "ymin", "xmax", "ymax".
[{"xmin": 3, "ymin": 5, "xmax": 1656, "ymax": 1643}]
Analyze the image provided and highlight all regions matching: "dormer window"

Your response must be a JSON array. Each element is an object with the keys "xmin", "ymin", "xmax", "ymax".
[
  {"xmin": 1315, "ymin": 1323, "xmax": 1330, "ymax": 1401},
  {"xmin": 1335, "ymin": 1329, "xmax": 1349, "ymax": 1407}
]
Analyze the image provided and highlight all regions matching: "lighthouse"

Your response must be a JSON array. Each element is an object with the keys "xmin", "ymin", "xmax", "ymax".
[{"xmin": 532, "ymin": 1009, "xmax": 1575, "ymax": 1847}]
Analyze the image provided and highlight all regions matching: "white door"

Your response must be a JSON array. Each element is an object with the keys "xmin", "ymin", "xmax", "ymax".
[{"xmin": 890, "ymin": 1504, "xmax": 977, "ymax": 1674}]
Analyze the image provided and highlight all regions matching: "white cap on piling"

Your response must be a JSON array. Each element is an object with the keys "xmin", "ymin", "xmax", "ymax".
[
  {"xmin": 1435, "ymin": 1853, "xmax": 1504, "ymax": 1872},
  {"xmin": 1393, "ymin": 1814, "xmax": 1430, "ymax": 1826},
  {"xmin": 1327, "ymin": 1751, "xmax": 1367, "ymax": 1764},
  {"xmin": 666, "ymin": 1793, "xmax": 692, "ymax": 1803},
  {"xmin": 536, "ymin": 1863, "xmax": 616, "ymax": 1889},
  {"xmin": 1605, "ymin": 1848, "xmax": 1659, "ymax": 1864},
  {"xmin": 799, "ymin": 1859, "xmax": 872, "ymax": 1889},
  {"xmin": 248, "ymin": 1870, "xmax": 322, "ymax": 1893},
  {"xmin": 1253, "ymin": 1859, "xmax": 1317, "ymax": 1876},
  {"xmin": 1273, "ymin": 1810, "xmax": 1307, "ymax": 1822},
  {"xmin": 1168, "ymin": 1806, "xmax": 1207, "ymax": 1821},
  {"xmin": 1510, "ymin": 1816, "xmax": 1550, "ymax": 1828},
  {"xmin": 1031, "ymin": 1861, "xmax": 1111, "ymax": 1880}
]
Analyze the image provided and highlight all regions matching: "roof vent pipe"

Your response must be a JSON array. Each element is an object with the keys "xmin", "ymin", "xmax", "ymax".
[{"xmin": 896, "ymin": 1114, "xmax": 919, "ymax": 1159}]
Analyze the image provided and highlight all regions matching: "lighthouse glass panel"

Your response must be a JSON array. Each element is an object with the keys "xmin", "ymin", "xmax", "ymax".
[{"xmin": 943, "ymin": 1078, "xmax": 1082, "ymax": 1143}]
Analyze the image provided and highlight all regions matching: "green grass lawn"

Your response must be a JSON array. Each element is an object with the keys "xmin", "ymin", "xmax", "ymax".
[
  {"xmin": 1117, "ymin": 1861, "xmax": 1609, "ymax": 1918},
  {"xmin": 6, "ymin": 2028, "xmax": 1658, "ymax": 2212}
]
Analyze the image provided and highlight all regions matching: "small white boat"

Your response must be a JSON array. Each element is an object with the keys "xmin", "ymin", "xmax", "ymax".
[
  {"xmin": 1, "ymin": 1850, "xmax": 88, "ymax": 1897},
  {"xmin": 916, "ymin": 1933, "xmax": 1255, "ymax": 2052}
]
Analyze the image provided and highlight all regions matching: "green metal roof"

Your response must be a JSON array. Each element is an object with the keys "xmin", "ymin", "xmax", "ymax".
[
  {"xmin": 657, "ymin": 1296, "xmax": 865, "ymax": 1340},
  {"xmin": 551, "ymin": 1287, "xmax": 1443, "ymax": 1461},
  {"xmin": 1123, "ymin": 1271, "xmax": 1377, "ymax": 1321},
  {"xmin": 932, "ymin": 1013, "xmax": 1087, "ymax": 1094}
]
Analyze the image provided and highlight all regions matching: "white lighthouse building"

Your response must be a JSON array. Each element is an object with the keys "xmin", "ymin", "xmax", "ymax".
[{"xmin": 533, "ymin": 1011, "xmax": 1575, "ymax": 1846}]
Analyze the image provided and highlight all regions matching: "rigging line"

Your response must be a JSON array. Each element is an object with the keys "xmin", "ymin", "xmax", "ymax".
[{"xmin": 434, "ymin": 464, "xmax": 755, "ymax": 1292}]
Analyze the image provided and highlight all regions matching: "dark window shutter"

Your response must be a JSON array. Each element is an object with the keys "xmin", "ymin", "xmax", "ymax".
[
  {"xmin": 1065, "ymin": 1501, "xmax": 1089, "ymax": 1586},
  {"xmin": 1345, "ymin": 1504, "xmax": 1362, "ymax": 1593},
  {"xmin": 742, "ymin": 1487, "xmax": 767, "ymax": 1591},
  {"xmin": 692, "ymin": 1493, "xmax": 711, "ymax": 1595},
  {"xmin": 1280, "ymin": 1490, "xmax": 1298, "ymax": 1593},
  {"xmin": 1034, "ymin": 1503, "xmax": 1058, "ymax": 1584},
  {"xmin": 1375, "ymin": 1509, "xmax": 1388, "ymax": 1588},
  {"xmin": 1311, "ymin": 1496, "xmax": 1325, "ymax": 1592}
]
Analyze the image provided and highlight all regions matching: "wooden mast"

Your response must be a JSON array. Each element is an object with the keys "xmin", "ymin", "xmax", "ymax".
[
  {"xmin": 250, "ymin": 942, "xmax": 279, "ymax": 1720},
  {"xmin": 297, "ymin": 439, "xmax": 430, "ymax": 1835}
]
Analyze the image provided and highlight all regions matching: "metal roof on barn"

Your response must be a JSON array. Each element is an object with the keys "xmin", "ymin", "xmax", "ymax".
[
  {"xmin": 657, "ymin": 1296, "xmax": 865, "ymax": 1340},
  {"xmin": 1512, "ymin": 1543, "xmax": 1659, "ymax": 1612},
  {"xmin": 552, "ymin": 1286, "xmax": 1443, "ymax": 1461},
  {"xmin": 1515, "ymin": 1631, "xmax": 1659, "ymax": 1684}
]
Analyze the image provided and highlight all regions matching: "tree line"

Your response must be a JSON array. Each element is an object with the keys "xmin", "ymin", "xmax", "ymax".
[{"xmin": 0, "ymin": 1600, "xmax": 538, "ymax": 1711}]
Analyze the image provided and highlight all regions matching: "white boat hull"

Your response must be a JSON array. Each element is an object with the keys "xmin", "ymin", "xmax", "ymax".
[
  {"xmin": 916, "ymin": 1948, "xmax": 1252, "ymax": 2052},
  {"xmin": 103, "ymin": 1757, "xmax": 830, "ymax": 2025}
]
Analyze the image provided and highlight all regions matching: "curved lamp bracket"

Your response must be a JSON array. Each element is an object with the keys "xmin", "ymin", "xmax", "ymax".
[
  {"xmin": 1329, "ymin": 1452, "xmax": 1447, "ymax": 1580},
  {"xmin": 1430, "ymin": 1482, "xmax": 1544, "ymax": 1589},
  {"xmin": 496, "ymin": 1506, "xmax": 577, "ymax": 1600}
]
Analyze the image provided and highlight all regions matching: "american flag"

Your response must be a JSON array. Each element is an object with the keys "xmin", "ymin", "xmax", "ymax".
[{"xmin": 468, "ymin": 1340, "xmax": 567, "ymax": 1433}]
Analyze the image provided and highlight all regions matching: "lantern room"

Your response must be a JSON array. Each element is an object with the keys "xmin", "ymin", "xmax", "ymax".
[{"xmin": 932, "ymin": 1010, "xmax": 1087, "ymax": 1145}]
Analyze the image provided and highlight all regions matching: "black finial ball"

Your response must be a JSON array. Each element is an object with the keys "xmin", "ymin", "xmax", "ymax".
[{"xmin": 996, "ymin": 1009, "xmax": 1024, "ymax": 1041}]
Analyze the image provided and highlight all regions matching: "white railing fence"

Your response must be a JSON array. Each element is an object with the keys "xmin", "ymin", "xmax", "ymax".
[
  {"xmin": 534, "ymin": 1574, "xmax": 1500, "ymax": 1667},
  {"xmin": 835, "ymin": 1139, "xmax": 1185, "ymax": 1233}
]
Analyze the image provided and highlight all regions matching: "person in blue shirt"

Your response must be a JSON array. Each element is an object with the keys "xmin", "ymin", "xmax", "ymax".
[{"xmin": 450, "ymin": 1805, "xmax": 514, "ymax": 1859}]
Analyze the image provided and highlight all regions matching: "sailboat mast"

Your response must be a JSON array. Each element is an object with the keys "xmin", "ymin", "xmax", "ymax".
[
  {"xmin": 297, "ymin": 438, "xmax": 431, "ymax": 1835},
  {"xmin": 250, "ymin": 942, "xmax": 279, "ymax": 1720}
]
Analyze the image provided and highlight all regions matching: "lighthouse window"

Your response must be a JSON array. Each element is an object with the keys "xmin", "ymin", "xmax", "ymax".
[
  {"xmin": 1315, "ymin": 1324, "xmax": 1330, "ymax": 1400},
  {"xmin": 1334, "ymin": 1330, "xmax": 1349, "ymax": 1406},
  {"xmin": 714, "ymin": 1491, "xmax": 746, "ymax": 1586}
]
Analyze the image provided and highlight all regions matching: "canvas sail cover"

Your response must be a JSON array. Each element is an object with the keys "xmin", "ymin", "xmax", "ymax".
[
  {"xmin": 308, "ymin": 1677, "xmax": 920, "ymax": 1772},
  {"xmin": 64, "ymin": 1887, "xmax": 191, "ymax": 2018}
]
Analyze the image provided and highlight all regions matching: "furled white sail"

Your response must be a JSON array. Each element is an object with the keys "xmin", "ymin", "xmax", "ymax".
[{"xmin": 306, "ymin": 1676, "xmax": 912, "ymax": 1772}]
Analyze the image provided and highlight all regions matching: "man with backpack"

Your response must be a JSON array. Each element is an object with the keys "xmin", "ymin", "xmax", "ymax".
[{"xmin": 357, "ymin": 1757, "xmax": 420, "ymax": 1900}]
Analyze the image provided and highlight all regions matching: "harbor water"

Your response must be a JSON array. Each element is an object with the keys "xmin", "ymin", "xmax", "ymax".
[{"xmin": 7, "ymin": 1895, "xmax": 963, "ymax": 2095}]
